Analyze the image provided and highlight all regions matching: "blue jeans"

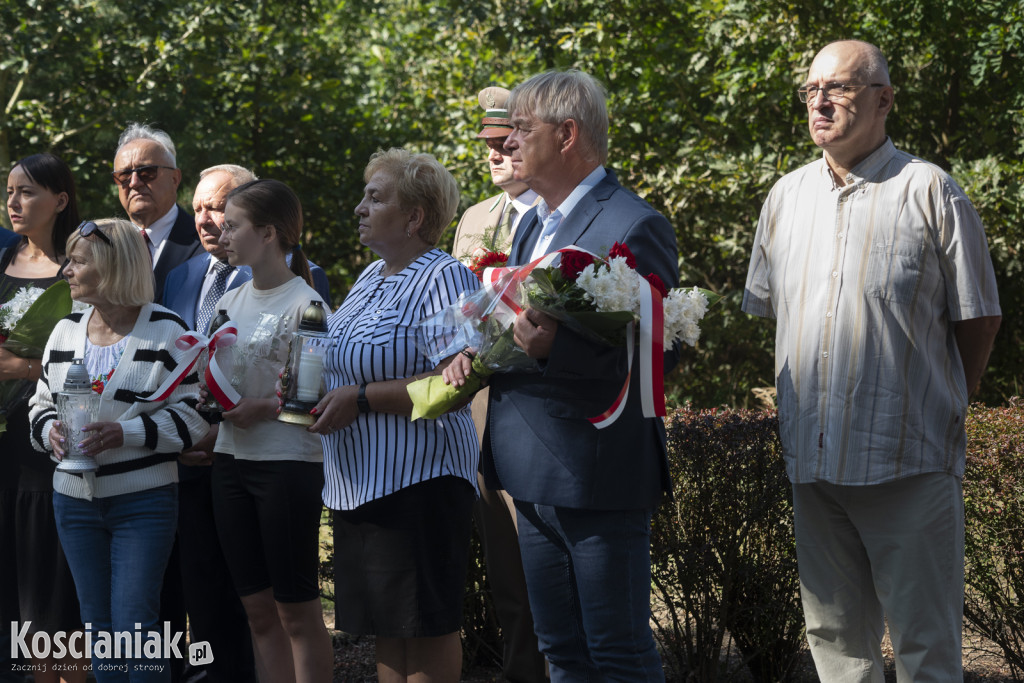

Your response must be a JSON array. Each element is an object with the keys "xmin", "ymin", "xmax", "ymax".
[
  {"xmin": 54, "ymin": 485, "xmax": 179, "ymax": 683},
  {"xmin": 515, "ymin": 502, "xmax": 664, "ymax": 682}
]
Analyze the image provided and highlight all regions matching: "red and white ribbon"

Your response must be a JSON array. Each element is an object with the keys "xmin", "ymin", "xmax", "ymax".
[
  {"xmin": 140, "ymin": 332, "xmax": 207, "ymax": 402},
  {"xmin": 203, "ymin": 323, "xmax": 241, "ymax": 411},
  {"xmin": 139, "ymin": 324, "xmax": 241, "ymax": 410}
]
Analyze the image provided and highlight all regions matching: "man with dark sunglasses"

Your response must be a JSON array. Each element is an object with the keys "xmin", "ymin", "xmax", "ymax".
[
  {"xmin": 111, "ymin": 123, "xmax": 199, "ymax": 682},
  {"xmin": 112, "ymin": 123, "xmax": 201, "ymax": 302}
]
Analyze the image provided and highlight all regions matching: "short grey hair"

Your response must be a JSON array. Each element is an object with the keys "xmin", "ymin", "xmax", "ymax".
[
  {"xmin": 200, "ymin": 164, "xmax": 258, "ymax": 185},
  {"xmin": 116, "ymin": 123, "xmax": 178, "ymax": 166},
  {"xmin": 507, "ymin": 70, "xmax": 609, "ymax": 165}
]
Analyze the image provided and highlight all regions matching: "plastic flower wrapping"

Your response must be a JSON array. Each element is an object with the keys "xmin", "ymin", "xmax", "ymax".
[
  {"xmin": 407, "ymin": 243, "xmax": 719, "ymax": 425},
  {"xmin": 0, "ymin": 281, "xmax": 87, "ymax": 433}
]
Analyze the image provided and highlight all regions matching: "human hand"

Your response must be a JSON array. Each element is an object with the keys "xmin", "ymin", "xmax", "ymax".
[
  {"xmin": 48, "ymin": 420, "xmax": 69, "ymax": 460},
  {"xmin": 307, "ymin": 386, "xmax": 359, "ymax": 435},
  {"xmin": 178, "ymin": 424, "xmax": 219, "ymax": 466},
  {"xmin": 441, "ymin": 349, "xmax": 477, "ymax": 387},
  {"xmin": 513, "ymin": 308, "xmax": 558, "ymax": 359},
  {"xmin": 222, "ymin": 398, "xmax": 277, "ymax": 430},
  {"xmin": 79, "ymin": 421, "xmax": 125, "ymax": 456}
]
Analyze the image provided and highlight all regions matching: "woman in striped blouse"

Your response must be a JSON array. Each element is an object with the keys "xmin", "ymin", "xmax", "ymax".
[
  {"xmin": 310, "ymin": 149, "xmax": 479, "ymax": 682},
  {"xmin": 29, "ymin": 219, "xmax": 209, "ymax": 681}
]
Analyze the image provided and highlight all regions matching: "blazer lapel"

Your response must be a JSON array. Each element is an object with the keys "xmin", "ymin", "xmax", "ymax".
[{"xmin": 509, "ymin": 210, "xmax": 541, "ymax": 266}]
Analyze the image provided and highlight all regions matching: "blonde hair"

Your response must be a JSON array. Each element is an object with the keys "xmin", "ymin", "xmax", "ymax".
[
  {"xmin": 65, "ymin": 218, "xmax": 155, "ymax": 306},
  {"xmin": 363, "ymin": 148, "xmax": 460, "ymax": 245}
]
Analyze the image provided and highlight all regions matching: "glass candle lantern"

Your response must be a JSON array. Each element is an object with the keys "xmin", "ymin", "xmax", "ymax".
[
  {"xmin": 55, "ymin": 358, "xmax": 100, "ymax": 472},
  {"xmin": 278, "ymin": 301, "xmax": 334, "ymax": 426}
]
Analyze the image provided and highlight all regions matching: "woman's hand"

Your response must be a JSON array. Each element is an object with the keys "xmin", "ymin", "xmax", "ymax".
[
  {"xmin": 307, "ymin": 386, "xmax": 359, "ymax": 435},
  {"xmin": 178, "ymin": 424, "xmax": 219, "ymax": 467},
  {"xmin": 48, "ymin": 420, "xmax": 69, "ymax": 460},
  {"xmin": 79, "ymin": 421, "xmax": 124, "ymax": 456},
  {"xmin": 441, "ymin": 348, "xmax": 477, "ymax": 387},
  {"xmin": 222, "ymin": 398, "xmax": 278, "ymax": 430}
]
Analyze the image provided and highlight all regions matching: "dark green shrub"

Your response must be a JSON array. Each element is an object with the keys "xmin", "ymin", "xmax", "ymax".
[
  {"xmin": 963, "ymin": 398, "xmax": 1024, "ymax": 676},
  {"xmin": 651, "ymin": 406, "xmax": 804, "ymax": 681}
]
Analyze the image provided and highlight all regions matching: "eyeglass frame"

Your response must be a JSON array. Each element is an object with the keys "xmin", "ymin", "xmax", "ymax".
[
  {"xmin": 77, "ymin": 220, "xmax": 112, "ymax": 246},
  {"xmin": 110, "ymin": 165, "xmax": 176, "ymax": 187},
  {"xmin": 797, "ymin": 82, "xmax": 886, "ymax": 104}
]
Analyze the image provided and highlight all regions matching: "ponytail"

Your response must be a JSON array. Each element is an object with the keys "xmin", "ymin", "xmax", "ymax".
[{"xmin": 289, "ymin": 244, "xmax": 314, "ymax": 289}]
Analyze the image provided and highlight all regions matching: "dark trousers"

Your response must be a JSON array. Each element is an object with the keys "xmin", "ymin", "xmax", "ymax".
[{"xmin": 177, "ymin": 468, "xmax": 256, "ymax": 683}]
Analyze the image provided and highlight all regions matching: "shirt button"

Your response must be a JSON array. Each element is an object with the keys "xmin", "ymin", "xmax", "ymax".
[
  {"xmin": 831, "ymin": 271, "xmax": 839, "ymax": 278},
  {"xmin": 825, "ymin": 312, "xmax": 833, "ymax": 318},
  {"xmin": 836, "ymin": 232, "xmax": 844, "ymax": 239},
  {"xmin": 823, "ymin": 352, "xmax": 829, "ymax": 358}
]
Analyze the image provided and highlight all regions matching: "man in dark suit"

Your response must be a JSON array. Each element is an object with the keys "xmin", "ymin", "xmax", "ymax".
[
  {"xmin": 112, "ymin": 123, "xmax": 202, "ymax": 302},
  {"xmin": 484, "ymin": 70, "xmax": 679, "ymax": 681}
]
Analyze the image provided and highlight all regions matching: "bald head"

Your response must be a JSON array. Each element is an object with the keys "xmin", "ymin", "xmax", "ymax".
[
  {"xmin": 804, "ymin": 40, "xmax": 894, "ymax": 176},
  {"xmin": 815, "ymin": 40, "xmax": 891, "ymax": 86}
]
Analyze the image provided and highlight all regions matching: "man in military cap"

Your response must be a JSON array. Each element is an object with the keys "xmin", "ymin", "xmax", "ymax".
[
  {"xmin": 454, "ymin": 87, "xmax": 539, "ymax": 258},
  {"xmin": 451, "ymin": 86, "xmax": 546, "ymax": 683}
]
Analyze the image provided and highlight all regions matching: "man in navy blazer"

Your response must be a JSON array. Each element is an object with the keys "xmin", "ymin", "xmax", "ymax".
[
  {"xmin": 161, "ymin": 163, "xmax": 332, "ymax": 682},
  {"xmin": 113, "ymin": 123, "xmax": 203, "ymax": 302},
  {"xmin": 160, "ymin": 164, "xmax": 259, "ymax": 683},
  {"xmin": 483, "ymin": 71, "xmax": 679, "ymax": 681}
]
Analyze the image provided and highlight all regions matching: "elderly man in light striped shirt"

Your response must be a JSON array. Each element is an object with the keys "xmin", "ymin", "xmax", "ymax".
[{"xmin": 743, "ymin": 40, "xmax": 1001, "ymax": 681}]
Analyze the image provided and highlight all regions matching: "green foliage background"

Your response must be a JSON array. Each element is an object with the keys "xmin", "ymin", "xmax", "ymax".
[{"xmin": 2, "ymin": 0, "xmax": 1021, "ymax": 408}]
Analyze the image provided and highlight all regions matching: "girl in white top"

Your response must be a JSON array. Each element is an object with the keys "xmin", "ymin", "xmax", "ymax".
[{"xmin": 207, "ymin": 179, "xmax": 332, "ymax": 683}]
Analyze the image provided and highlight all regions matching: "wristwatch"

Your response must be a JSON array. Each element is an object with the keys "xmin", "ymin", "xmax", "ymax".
[{"xmin": 356, "ymin": 382, "xmax": 371, "ymax": 413}]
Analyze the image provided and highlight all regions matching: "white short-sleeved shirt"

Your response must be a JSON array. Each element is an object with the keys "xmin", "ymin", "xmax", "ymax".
[
  {"xmin": 320, "ymin": 249, "xmax": 480, "ymax": 510},
  {"xmin": 742, "ymin": 139, "xmax": 1001, "ymax": 485},
  {"xmin": 213, "ymin": 276, "xmax": 325, "ymax": 463}
]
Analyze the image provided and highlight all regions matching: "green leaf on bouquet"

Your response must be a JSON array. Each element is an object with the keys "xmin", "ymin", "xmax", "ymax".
[{"xmin": 2, "ymin": 280, "xmax": 74, "ymax": 358}]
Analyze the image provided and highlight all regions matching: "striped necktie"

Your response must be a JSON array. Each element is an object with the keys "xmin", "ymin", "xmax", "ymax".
[{"xmin": 196, "ymin": 260, "xmax": 234, "ymax": 333}]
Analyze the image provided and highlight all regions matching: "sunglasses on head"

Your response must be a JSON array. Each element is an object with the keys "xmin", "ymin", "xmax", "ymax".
[
  {"xmin": 78, "ymin": 221, "xmax": 112, "ymax": 246},
  {"xmin": 110, "ymin": 165, "xmax": 175, "ymax": 187}
]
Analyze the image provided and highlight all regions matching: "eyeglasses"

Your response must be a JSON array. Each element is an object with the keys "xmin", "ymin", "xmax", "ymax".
[
  {"xmin": 110, "ymin": 165, "xmax": 176, "ymax": 187},
  {"xmin": 78, "ymin": 221, "xmax": 112, "ymax": 246},
  {"xmin": 797, "ymin": 82, "xmax": 886, "ymax": 103}
]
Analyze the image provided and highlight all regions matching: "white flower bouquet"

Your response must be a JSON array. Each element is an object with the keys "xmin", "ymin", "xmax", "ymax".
[{"xmin": 1, "ymin": 281, "xmax": 86, "ymax": 432}]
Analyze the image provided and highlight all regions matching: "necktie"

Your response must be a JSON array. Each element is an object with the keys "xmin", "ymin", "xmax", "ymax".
[
  {"xmin": 196, "ymin": 260, "xmax": 234, "ymax": 333},
  {"xmin": 494, "ymin": 203, "xmax": 518, "ymax": 248},
  {"xmin": 529, "ymin": 209, "xmax": 562, "ymax": 261},
  {"xmin": 141, "ymin": 228, "xmax": 154, "ymax": 263}
]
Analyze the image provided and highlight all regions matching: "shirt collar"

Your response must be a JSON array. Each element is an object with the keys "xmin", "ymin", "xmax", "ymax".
[
  {"xmin": 137, "ymin": 205, "xmax": 179, "ymax": 246},
  {"xmin": 819, "ymin": 137, "xmax": 897, "ymax": 189},
  {"xmin": 508, "ymin": 189, "xmax": 539, "ymax": 216},
  {"xmin": 537, "ymin": 166, "xmax": 606, "ymax": 222}
]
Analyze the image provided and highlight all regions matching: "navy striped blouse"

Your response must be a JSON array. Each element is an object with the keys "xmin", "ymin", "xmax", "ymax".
[{"xmin": 320, "ymin": 249, "xmax": 481, "ymax": 510}]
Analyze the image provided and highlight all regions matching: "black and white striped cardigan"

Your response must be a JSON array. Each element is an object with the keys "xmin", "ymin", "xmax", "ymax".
[{"xmin": 29, "ymin": 303, "xmax": 209, "ymax": 500}]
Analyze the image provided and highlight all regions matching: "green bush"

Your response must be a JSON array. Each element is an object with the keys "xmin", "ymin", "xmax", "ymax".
[
  {"xmin": 963, "ymin": 397, "xmax": 1024, "ymax": 677},
  {"xmin": 651, "ymin": 407, "xmax": 804, "ymax": 682}
]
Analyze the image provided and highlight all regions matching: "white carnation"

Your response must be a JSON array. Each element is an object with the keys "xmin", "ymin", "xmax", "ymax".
[
  {"xmin": 663, "ymin": 287, "xmax": 709, "ymax": 347},
  {"xmin": 575, "ymin": 257, "xmax": 641, "ymax": 313},
  {"xmin": 0, "ymin": 286, "xmax": 47, "ymax": 333}
]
